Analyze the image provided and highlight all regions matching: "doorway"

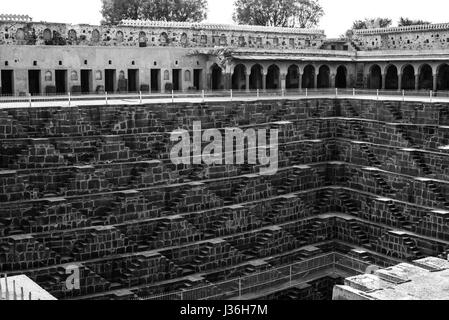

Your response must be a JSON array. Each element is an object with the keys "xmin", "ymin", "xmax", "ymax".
[
  {"xmin": 151, "ymin": 69, "xmax": 160, "ymax": 92},
  {"xmin": 105, "ymin": 69, "xmax": 116, "ymax": 93},
  {"xmin": 55, "ymin": 70, "xmax": 67, "ymax": 94},
  {"xmin": 194, "ymin": 69, "xmax": 202, "ymax": 90},
  {"xmin": 128, "ymin": 69, "xmax": 139, "ymax": 92},
  {"xmin": 1, "ymin": 70, "xmax": 13, "ymax": 95},
  {"xmin": 28, "ymin": 70, "xmax": 41, "ymax": 95},
  {"xmin": 172, "ymin": 69, "xmax": 181, "ymax": 91},
  {"xmin": 81, "ymin": 70, "xmax": 92, "ymax": 94}
]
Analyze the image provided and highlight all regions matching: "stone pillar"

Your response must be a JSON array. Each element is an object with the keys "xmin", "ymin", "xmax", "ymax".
[
  {"xmin": 245, "ymin": 72, "xmax": 250, "ymax": 92},
  {"xmin": 262, "ymin": 72, "xmax": 267, "ymax": 91},
  {"xmin": 206, "ymin": 73, "xmax": 212, "ymax": 90},
  {"xmin": 415, "ymin": 73, "xmax": 419, "ymax": 91},
  {"xmin": 433, "ymin": 73, "xmax": 438, "ymax": 91},
  {"xmin": 299, "ymin": 72, "xmax": 303, "ymax": 90},
  {"xmin": 280, "ymin": 73, "xmax": 287, "ymax": 90},
  {"xmin": 381, "ymin": 73, "xmax": 386, "ymax": 90},
  {"xmin": 314, "ymin": 72, "xmax": 318, "ymax": 89},
  {"xmin": 225, "ymin": 73, "xmax": 232, "ymax": 90},
  {"xmin": 398, "ymin": 73, "xmax": 402, "ymax": 91},
  {"xmin": 330, "ymin": 73, "xmax": 336, "ymax": 88}
]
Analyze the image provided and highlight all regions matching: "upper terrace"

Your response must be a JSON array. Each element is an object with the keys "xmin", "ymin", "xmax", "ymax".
[{"xmin": 0, "ymin": 16, "xmax": 325, "ymax": 50}]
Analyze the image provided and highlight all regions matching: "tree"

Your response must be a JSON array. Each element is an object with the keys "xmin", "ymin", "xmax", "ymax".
[
  {"xmin": 101, "ymin": 0, "xmax": 141, "ymax": 25},
  {"xmin": 101, "ymin": 0, "xmax": 208, "ymax": 25},
  {"xmin": 398, "ymin": 17, "xmax": 431, "ymax": 27},
  {"xmin": 351, "ymin": 18, "xmax": 393, "ymax": 30},
  {"xmin": 232, "ymin": 0, "xmax": 324, "ymax": 28}
]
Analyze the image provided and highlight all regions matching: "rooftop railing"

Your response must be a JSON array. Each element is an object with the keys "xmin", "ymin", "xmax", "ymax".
[
  {"xmin": 0, "ymin": 88, "xmax": 446, "ymax": 109},
  {"xmin": 133, "ymin": 252, "xmax": 375, "ymax": 301}
]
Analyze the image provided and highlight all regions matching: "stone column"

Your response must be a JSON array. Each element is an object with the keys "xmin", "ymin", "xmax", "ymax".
[
  {"xmin": 206, "ymin": 73, "xmax": 212, "ymax": 90},
  {"xmin": 280, "ymin": 73, "xmax": 287, "ymax": 90},
  {"xmin": 330, "ymin": 73, "xmax": 336, "ymax": 88},
  {"xmin": 298, "ymin": 72, "xmax": 303, "ymax": 90},
  {"xmin": 381, "ymin": 73, "xmax": 386, "ymax": 90},
  {"xmin": 224, "ymin": 73, "xmax": 232, "ymax": 90},
  {"xmin": 245, "ymin": 72, "xmax": 250, "ymax": 92},
  {"xmin": 314, "ymin": 72, "xmax": 318, "ymax": 89},
  {"xmin": 433, "ymin": 73, "xmax": 438, "ymax": 91},
  {"xmin": 262, "ymin": 72, "xmax": 267, "ymax": 91},
  {"xmin": 415, "ymin": 73, "xmax": 419, "ymax": 91},
  {"xmin": 398, "ymin": 72, "xmax": 402, "ymax": 91}
]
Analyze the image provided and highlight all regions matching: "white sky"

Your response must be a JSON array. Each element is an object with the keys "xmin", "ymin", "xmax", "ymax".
[{"xmin": 2, "ymin": 0, "xmax": 449, "ymax": 38}]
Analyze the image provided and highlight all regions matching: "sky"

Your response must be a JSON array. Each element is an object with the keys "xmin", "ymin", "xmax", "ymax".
[{"xmin": 2, "ymin": 0, "xmax": 449, "ymax": 38}]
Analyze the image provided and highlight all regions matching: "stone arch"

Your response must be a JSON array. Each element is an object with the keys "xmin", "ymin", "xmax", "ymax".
[
  {"xmin": 15, "ymin": 28, "xmax": 25, "ymax": 41},
  {"xmin": 68, "ymin": 29, "xmax": 77, "ymax": 42},
  {"xmin": 368, "ymin": 64, "xmax": 382, "ymax": 89},
  {"xmin": 160, "ymin": 32, "xmax": 169, "ymax": 45},
  {"xmin": 210, "ymin": 64, "xmax": 223, "ymax": 90},
  {"xmin": 266, "ymin": 64, "xmax": 280, "ymax": 90},
  {"xmin": 92, "ymin": 29, "xmax": 100, "ymax": 43},
  {"xmin": 116, "ymin": 31, "xmax": 124, "ymax": 43},
  {"xmin": 180, "ymin": 32, "xmax": 188, "ymax": 46},
  {"xmin": 45, "ymin": 71, "xmax": 52, "ymax": 82},
  {"xmin": 184, "ymin": 70, "xmax": 191, "ymax": 82},
  {"xmin": 286, "ymin": 65, "xmax": 300, "ymax": 89},
  {"xmin": 385, "ymin": 64, "xmax": 399, "ymax": 90},
  {"xmin": 419, "ymin": 64, "xmax": 433, "ymax": 90},
  {"xmin": 232, "ymin": 64, "xmax": 246, "ymax": 90},
  {"xmin": 164, "ymin": 70, "xmax": 170, "ymax": 81},
  {"xmin": 401, "ymin": 64, "xmax": 415, "ymax": 90},
  {"xmin": 200, "ymin": 34, "xmax": 207, "ymax": 45},
  {"xmin": 71, "ymin": 71, "xmax": 78, "ymax": 81},
  {"xmin": 302, "ymin": 65, "xmax": 315, "ymax": 89},
  {"xmin": 437, "ymin": 63, "xmax": 449, "ymax": 91},
  {"xmin": 139, "ymin": 31, "xmax": 147, "ymax": 47},
  {"xmin": 317, "ymin": 65, "xmax": 330, "ymax": 88},
  {"xmin": 220, "ymin": 34, "xmax": 227, "ymax": 46},
  {"xmin": 249, "ymin": 64, "xmax": 263, "ymax": 90},
  {"xmin": 43, "ymin": 28, "xmax": 52, "ymax": 42},
  {"xmin": 335, "ymin": 65, "xmax": 347, "ymax": 88},
  {"xmin": 238, "ymin": 36, "xmax": 245, "ymax": 46}
]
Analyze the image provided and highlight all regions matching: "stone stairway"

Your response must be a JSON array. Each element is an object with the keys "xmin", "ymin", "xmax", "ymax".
[
  {"xmin": 359, "ymin": 144, "xmax": 382, "ymax": 166},
  {"xmin": 385, "ymin": 102, "xmax": 403, "ymax": 121},
  {"xmin": 402, "ymin": 236, "xmax": 424, "ymax": 260},
  {"xmin": 371, "ymin": 172, "xmax": 395, "ymax": 195},
  {"xmin": 427, "ymin": 181, "xmax": 449, "ymax": 208},
  {"xmin": 385, "ymin": 201, "xmax": 414, "ymax": 230},
  {"xmin": 348, "ymin": 221, "xmax": 371, "ymax": 248}
]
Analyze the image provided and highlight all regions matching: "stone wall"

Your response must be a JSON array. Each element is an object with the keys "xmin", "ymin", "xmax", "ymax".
[
  {"xmin": 353, "ymin": 23, "xmax": 449, "ymax": 51},
  {"xmin": 0, "ymin": 19, "xmax": 325, "ymax": 50},
  {"xmin": 1, "ymin": 98, "xmax": 449, "ymax": 299}
]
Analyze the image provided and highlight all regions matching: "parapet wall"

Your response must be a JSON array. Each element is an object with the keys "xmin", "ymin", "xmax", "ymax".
[
  {"xmin": 0, "ymin": 19, "xmax": 325, "ymax": 50},
  {"xmin": 353, "ymin": 23, "xmax": 449, "ymax": 51}
]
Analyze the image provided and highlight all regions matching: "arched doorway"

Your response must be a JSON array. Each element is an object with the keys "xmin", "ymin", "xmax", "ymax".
[
  {"xmin": 302, "ymin": 65, "xmax": 315, "ymax": 89},
  {"xmin": 385, "ymin": 65, "xmax": 399, "ymax": 90},
  {"xmin": 210, "ymin": 64, "xmax": 223, "ymax": 90},
  {"xmin": 437, "ymin": 64, "xmax": 449, "ymax": 91},
  {"xmin": 266, "ymin": 65, "xmax": 280, "ymax": 90},
  {"xmin": 368, "ymin": 65, "xmax": 382, "ymax": 89},
  {"xmin": 286, "ymin": 65, "xmax": 300, "ymax": 89},
  {"xmin": 249, "ymin": 64, "xmax": 263, "ymax": 90},
  {"xmin": 419, "ymin": 64, "xmax": 433, "ymax": 90},
  {"xmin": 336, "ymin": 66, "xmax": 347, "ymax": 88},
  {"xmin": 401, "ymin": 65, "xmax": 415, "ymax": 90},
  {"xmin": 232, "ymin": 64, "xmax": 246, "ymax": 90},
  {"xmin": 317, "ymin": 65, "xmax": 330, "ymax": 88}
]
